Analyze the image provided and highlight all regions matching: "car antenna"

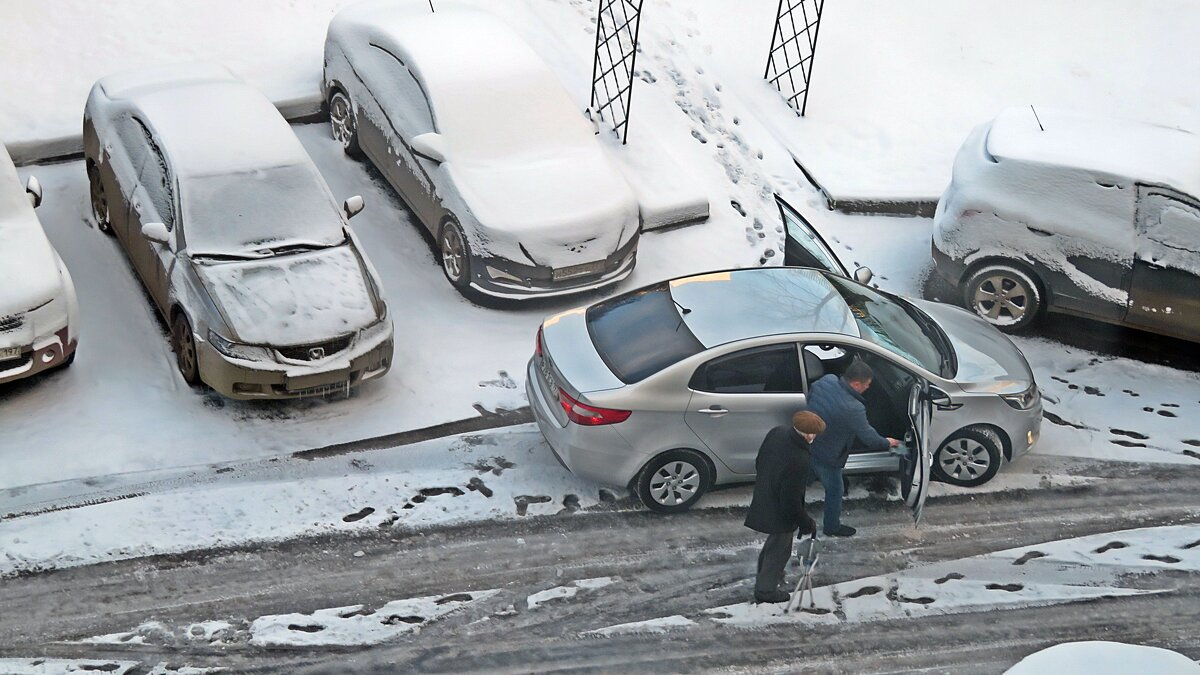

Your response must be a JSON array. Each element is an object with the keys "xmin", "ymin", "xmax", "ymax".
[
  {"xmin": 427, "ymin": 0, "xmax": 435, "ymax": 11},
  {"xmin": 1030, "ymin": 105, "xmax": 1045, "ymax": 131},
  {"xmin": 673, "ymin": 299, "xmax": 691, "ymax": 332}
]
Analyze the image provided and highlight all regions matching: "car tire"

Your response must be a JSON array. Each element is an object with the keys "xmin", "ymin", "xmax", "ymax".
[
  {"xmin": 87, "ymin": 162, "xmax": 112, "ymax": 235},
  {"xmin": 170, "ymin": 312, "xmax": 201, "ymax": 387},
  {"xmin": 932, "ymin": 427, "xmax": 1002, "ymax": 487},
  {"xmin": 438, "ymin": 219, "xmax": 472, "ymax": 290},
  {"xmin": 636, "ymin": 449, "xmax": 712, "ymax": 513},
  {"xmin": 328, "ymin": 90, "xmax": 362, "ymax": 157},
  {"xmin": 963, "ymin": 263, "xmax": 1042, "ymax": 332}
]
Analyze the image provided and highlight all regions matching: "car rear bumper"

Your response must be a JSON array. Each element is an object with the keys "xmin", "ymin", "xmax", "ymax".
[
  {"xmin": 0, "ymin": 326, "xmax": 75, "ymax": 385},
  {"xmin": 471, "ymin": 235, "xmax": 638, "ymax": 300},
  {"xmin": 526, "ymin": 358, "xmax": 639, "ymax": 487},
  {"xmin": 197, "ymin": 330, "xmax": 394, "ymax": 400}
]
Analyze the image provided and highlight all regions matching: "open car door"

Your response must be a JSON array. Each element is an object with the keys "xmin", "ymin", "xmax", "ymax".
[
  {"xmin": 775, "ymin": 195, "xmax": 850, "ymax": 275},
  {"xmin": 900, "ymin": 382, "xmax": 933, "ymax": 526}
]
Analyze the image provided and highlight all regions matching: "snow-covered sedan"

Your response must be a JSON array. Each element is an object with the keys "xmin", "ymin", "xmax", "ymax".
[
  {"xmin": 83, "ymin": 64, "xmax": 393, "ymax": 399},
  {"xmin": 324, "ymin": 2, "xmax": 641, "ymax": 298},
  {"xmin": 933, "ymin": 107, "xmax": 1200, "ymax": 342},
  {"xmin": 0, "ymin": 143, "xmax": 80, "ymax": 385}
]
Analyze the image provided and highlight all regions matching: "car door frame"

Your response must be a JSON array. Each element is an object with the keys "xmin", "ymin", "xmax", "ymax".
[
  {"xmin": 683, "ymin": 339, "xmax": 809, "ymax": 475},
  {"xmin": 1126, "ymin": 184, "xmax": 1200, "ymax": 341},
  {"xmin": 776, "ymin": 194, "xmax": 851, "ymax": 275}
]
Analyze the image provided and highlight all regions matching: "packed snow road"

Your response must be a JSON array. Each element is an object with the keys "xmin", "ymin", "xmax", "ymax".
[{"xmin": 1, "ymin": 453, "xmax": 1196, "ymax": 673}]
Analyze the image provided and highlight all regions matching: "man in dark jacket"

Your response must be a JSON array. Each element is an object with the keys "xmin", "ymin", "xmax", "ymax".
[
  {"xmin": 806, "ymin": 360, "xmax": 900, "ymax": 537},
  {"xmin": 744, "ymin": 410, "xmax": 826, "ymax": 603}
]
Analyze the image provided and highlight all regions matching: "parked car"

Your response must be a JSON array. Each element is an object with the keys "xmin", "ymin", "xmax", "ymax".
[
  {"xmin": 933, "ymin": 106, "xmax": 1200, "ymax": 342},
  {"xmin": 0, "ymin": 144, "xmax": 80, "ymax": 385},
  {"xmin": 83, "ymin": 64, "xmax": 393, "ymax": 400},
  {"xmin": 528, "ymin": 266, "xmax": 1042, "ymax": 514},
  {"xmin": 324, "ymin": 2, "xmax": 641, "ymax": 298}
]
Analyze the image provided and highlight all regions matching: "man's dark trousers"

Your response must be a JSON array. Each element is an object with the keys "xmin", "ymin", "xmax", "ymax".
[{"xmin": 755, "ymin": 530, "xmax": 796, "ymax": 595}]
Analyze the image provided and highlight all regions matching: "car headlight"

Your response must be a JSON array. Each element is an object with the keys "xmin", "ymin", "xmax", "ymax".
[
  {"xmin": 207, "ymin": 329, "xmax": 272, "ymax": 362},
  {"xmin": 358, "ymin": 310, "xmax": 392, "ymax": 343},
  {"xmin": 1001, "ymin": 384, "xmax": 1039, "ymax": 410}
]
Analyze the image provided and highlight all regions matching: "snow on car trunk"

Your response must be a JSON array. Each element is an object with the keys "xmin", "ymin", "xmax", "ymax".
[
  {"xmin": 0, "ymin": 147, "xmax": 62, "ymax": 317},
  {"xmin": 196, "ymin": 245, "xmax": 377, "ymax": 346}
]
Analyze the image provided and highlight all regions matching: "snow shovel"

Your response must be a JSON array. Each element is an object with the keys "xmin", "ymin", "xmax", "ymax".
[{"xmin": 785, "ymin": 533, "xmax": 822, "ymax": 614}]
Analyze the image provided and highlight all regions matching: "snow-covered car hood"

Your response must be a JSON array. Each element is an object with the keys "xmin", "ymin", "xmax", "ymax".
[
  {"xmin": 194, "ymin": 245, "xmax": 379, "ymax": 346},
  {"xmin": 449, "ymin": 147, "xmax": 638, "ymax": 266},
  {"xmin": 911, "ymin": 299, "xmax": 1034, "ymax": 394},
  {"xmin": 0, "ymin": 156, "xmax": 63, "ymax": 317}
]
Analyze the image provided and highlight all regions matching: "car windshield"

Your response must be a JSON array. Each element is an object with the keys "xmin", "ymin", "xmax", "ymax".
[
  {"xmin": 824, "ymin": 275, "xmax": 954, "ymax": 377},
  {"xmin": 586, "ymin": 282, "xmax": 706, "ymax": 384},
  {"xmin": 180, "ymin": 164, "xmax": 345, "ymax": 257}
]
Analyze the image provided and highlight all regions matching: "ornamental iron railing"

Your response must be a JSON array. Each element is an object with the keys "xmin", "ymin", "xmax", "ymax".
[
  {"xmin": 590, "ymin": 0, "xmax": 645, "ymax": 143},
  {"xmin": 764, "ymin": 0, "xmax": 825, "ymax": 116}
]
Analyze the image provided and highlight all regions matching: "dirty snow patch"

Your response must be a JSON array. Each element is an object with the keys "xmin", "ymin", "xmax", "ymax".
[
  {"xmin": 526, "ymin": 576, "xmax": 617, "ymax": 609},
  {"xmin": 583, "ymin": 615, "xmax": 697, "ymax": 637}
]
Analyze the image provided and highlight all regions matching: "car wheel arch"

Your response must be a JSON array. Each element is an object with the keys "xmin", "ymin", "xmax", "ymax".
[
  {"xmin": 961, "ymin": 256, "xmax": 1051, "ymax": 307},
  {"xmin": 937, "ymin": 422, "xmax": 1011, "ymax": 461},
  {"xmin": 630, "ymin": 447, "xmax": 719, "ymax": 491}
]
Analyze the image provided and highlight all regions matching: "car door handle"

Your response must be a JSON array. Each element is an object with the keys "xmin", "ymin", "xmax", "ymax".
[{"xmin": 697, "ymin": 406, "xmax": 728, "ymax": 417}]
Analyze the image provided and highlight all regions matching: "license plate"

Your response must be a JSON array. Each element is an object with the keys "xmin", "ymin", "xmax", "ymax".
[
  {"xmin": 538, "ymin": 355, "xmax": 560, "ymax": 399},
  {"xmin": 0, "ymin": 346, "xmax": 22, "ymax": 360},
  {"xmin": 552, "ymin": 260, "xmax": 605, "ymax": 281}
]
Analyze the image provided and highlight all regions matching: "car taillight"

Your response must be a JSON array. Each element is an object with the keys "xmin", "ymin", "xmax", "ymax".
[
  {"xmin": 558, "ymin": 389, "xmax": 631, "ymax": 426},
  {"xmin": 536, "ymin": 325, "xmax": 543, "ymax": 358}
]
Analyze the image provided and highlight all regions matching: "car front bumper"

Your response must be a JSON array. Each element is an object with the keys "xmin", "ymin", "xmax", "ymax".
[
  {"xmin": 196, "ymin": 329, "xmax": 394, "ymax": 401},
  {"xmin": 470, "ymin": 235, "xmax": 639, "ymax": 300},
  {"xmin": 0, "ymin": 326, "xmax": 75, "ymax": 385}
]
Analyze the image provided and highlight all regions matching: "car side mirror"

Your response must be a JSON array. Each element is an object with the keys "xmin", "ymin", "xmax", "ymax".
[
  {"xmin": 927, "ymin": 385, "xmax": 961, "ymax": 411},
  {"xmin": 142, "ymin": 221, "xmax": 173, "ymax": 250},
  {"xmin": 343, "ymin": 195, "xmax": 365, "ymax": 219},
  {"xmin": 853, "ymin": 266, "xmax": 873, "ymax": 285},
  {"xmin": 410, "ymin": 132, "xmax": 446, "ymax": 163},
  {"xmin": 25, "ymin": 176, "xmax": 42, "ymax": 209}
]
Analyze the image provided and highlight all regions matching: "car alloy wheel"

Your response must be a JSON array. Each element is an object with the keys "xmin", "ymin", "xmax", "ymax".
[
  {"xmin": 932, "ymin": 427, "xmax": 1002, "ymax": 487},
  {"xmin": 439, "ymin": 221, "xmax": 471, "ymax": 288},
  {"xmin": 171, "ymin": 313, "xmax": 201, "ymax": 386},
  {"xmin": 964, "ymin": 263, "xmax": 1042, "ymax": 332},
  {"xmin": 328, "ymin": 90, "xmax": 360, "ymax": 156},
  {"xmin": 637, "ymin": 450, "xmax": 712, "ymax": 513},
  {"xmin": 87, "ymin": 163, "xmax": 112, "ymax": 234}
]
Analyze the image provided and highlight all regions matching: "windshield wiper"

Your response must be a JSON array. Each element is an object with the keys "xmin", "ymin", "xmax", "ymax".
[{"xmin": 191, "ymin": 251, "xmax": 264, "ymax": 262}]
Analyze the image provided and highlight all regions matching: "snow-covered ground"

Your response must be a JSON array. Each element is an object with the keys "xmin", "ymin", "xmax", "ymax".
[{"xmin": 1, "ymin": 0, "xmax": 1198, "ymax": 586}]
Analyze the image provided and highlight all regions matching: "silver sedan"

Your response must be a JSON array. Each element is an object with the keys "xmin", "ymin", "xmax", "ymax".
[{"xmin": 527, "ymin": 267, "xmax": 1042, "ymax": 515}]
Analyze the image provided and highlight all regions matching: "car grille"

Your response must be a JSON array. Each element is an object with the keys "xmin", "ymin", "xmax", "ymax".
[
  {"xmin": 277, "ymin": 335, "xmax": 354, "ymax": 362},
  {"xmin": 282, "ymin": 380, "xmax": 351, "ymax": 398},
  {"xmin": 0, "ymin": 314, "xmax": 24, "ymax": 333}
]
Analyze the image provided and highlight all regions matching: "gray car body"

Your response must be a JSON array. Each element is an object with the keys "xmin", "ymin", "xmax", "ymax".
[
  {"xmin": 83, "ymin": 64, "xmax": 393, "ymax": 399},
  {"xmin": 932, "ymin": 108, "xmax": 1200, "ymax": 343},
  {"xmin": 528, "ymin": 267, "xmax": 1041, "ymax": 502},
  {"xmin": 323, "ymin": 3, "xmax": 641, "ymax": 298}
]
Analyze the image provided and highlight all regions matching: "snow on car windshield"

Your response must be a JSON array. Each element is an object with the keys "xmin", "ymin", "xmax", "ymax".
[{"xmin": 181, "ymin": 164, "xmax": 344, "ymax": 256}]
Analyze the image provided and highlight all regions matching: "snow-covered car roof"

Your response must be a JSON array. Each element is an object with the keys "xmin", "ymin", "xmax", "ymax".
[
  {"xmin": 0, "ymin": 143, "xmax": 63, "ymax": 315},
  {"xmin": 96, "ymin": 66, "xmax": 313, "ymax": 179},
  {"xmin": 986, "ymin": 107, "xmax": 1200, "ymax": 198},
  {"xmin": 329, "ymin": 2, "xmax": 596, "ymax": 160}
]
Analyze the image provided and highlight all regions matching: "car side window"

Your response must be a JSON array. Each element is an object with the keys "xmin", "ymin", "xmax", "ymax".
[
  {"xmin": 368, "ymin": 44, "xmax": 436, "ymax": 136},
  {"xmin": 1138, "ymin": 190, "xmax": 1199, "ymax": 264},
  {"xmin": 112, "ymin": 114, "xmax": 151, "ymax": 185},
  {"xmin": 134, "ymin": 119, "xmax": 175, "ymax": 230},
  {"xmin": 690, "ymin": 344, "xmax": 803, "ymax": 394}
]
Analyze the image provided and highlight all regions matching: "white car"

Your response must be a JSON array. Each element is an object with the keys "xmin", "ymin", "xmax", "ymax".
[
  {"xmin": 0, "ymin": 143, "xmax": 80, "ymax": 385},
  {"xmin": 324, "ymin": 1, "xmax": 641, "ymax": 298}
]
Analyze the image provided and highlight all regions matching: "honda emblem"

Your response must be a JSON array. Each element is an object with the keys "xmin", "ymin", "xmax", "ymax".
[{"xmin": 308, "ymin": 347, "xmax": 326, "ymax": 360}]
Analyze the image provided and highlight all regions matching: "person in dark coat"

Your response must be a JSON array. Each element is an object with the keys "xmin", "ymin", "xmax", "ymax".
[
  {"xmin": 744, "ymin": 410, "xmax": 826, "ymax": 603},
  {"xmin": 806, "ymin": 360, "xmax": 900, "ymax": 537}
]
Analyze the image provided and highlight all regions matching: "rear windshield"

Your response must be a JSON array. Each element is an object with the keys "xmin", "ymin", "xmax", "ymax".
[{"xmin": 586, "ymin": 282, "xmax": 706, "ymax": 384}]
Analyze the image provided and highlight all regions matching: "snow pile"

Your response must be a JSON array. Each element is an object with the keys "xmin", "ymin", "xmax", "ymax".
[
  {"xmin": 0, "ymin": 427, "xmax": 603, "ymax": 577},
  {"xmin": 249, "ymin": 589, "xmax": 499, "ymax": 646},
  {"xmin": 526, "ymin": 576, "xmax": 618, "ymax": 609},
  {"xmin": 1005, "ymin": 641, "xmax": 1200, "ymax": 674},
  {"xmin": 80, "ymin": 620, "xmax": 239, "ymax": 647}
]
